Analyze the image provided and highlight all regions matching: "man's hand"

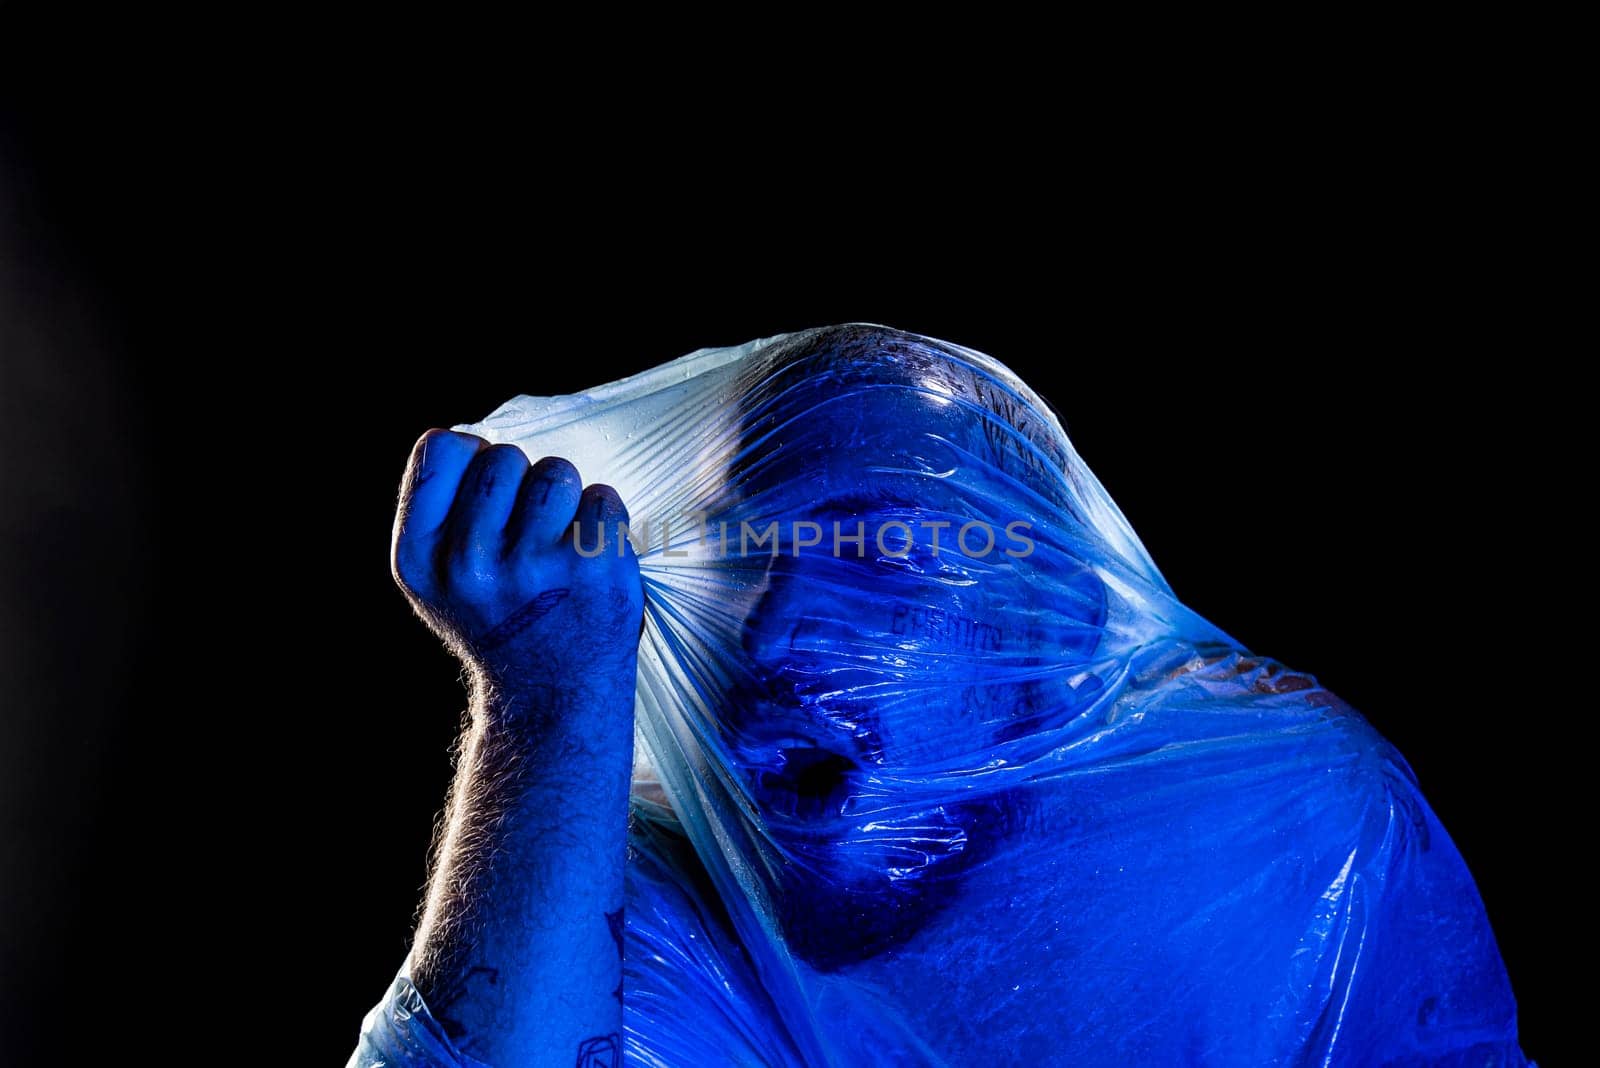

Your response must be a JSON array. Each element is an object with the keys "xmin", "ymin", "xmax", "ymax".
[
  {"xmin": 384, "ymin": 429, "xmax": 644, "ymax": 1066},
  {"xmin": 391, "ymin": 429, "xmax": 644, "ymax": 712}
]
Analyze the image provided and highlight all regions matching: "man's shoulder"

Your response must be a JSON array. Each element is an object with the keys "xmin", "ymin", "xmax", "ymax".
[
  {"xmin": 624, "ymin": 797, "xmax": 752, "ymax": 969},
  {"xmin": 622, "ymin": 796, "xmax": 808, "ymax": 1066}
]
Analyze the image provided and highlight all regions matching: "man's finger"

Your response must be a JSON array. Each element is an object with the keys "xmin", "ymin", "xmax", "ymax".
[
  {"xmin": 446, "ymin": 443, "xmax": 531, "ymax": 561},
  {"xmin": 572, "ymin": 483, "xmax": 630, "ymax": 558},
  {"xmin": 509, "ymin": 456, "xmax": 585, "ymax": 551},
  {"xmin": 393, "ymin": 430, "xmax": 484, "ymax": 590}
]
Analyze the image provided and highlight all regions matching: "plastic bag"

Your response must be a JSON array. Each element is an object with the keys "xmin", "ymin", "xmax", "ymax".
[{"xmin": 356, "ymin": 324, "xmax": 1527, "ymax": 1065}]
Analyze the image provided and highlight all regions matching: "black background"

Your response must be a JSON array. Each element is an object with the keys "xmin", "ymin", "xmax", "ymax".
[{"xmin": 1, "ymin": 57, "xmax": 1565, "ymax": 1064}]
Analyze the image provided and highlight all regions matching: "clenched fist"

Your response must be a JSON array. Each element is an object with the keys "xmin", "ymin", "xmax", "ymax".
[{"xmin": 390, "ymin": 429, "xmax": 645, "ymax": 718}]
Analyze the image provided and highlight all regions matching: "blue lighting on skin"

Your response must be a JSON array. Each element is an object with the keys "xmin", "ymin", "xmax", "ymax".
[{"xmin": 351, "ymin": 325, "xmax": 1529, "ymax": 1067}]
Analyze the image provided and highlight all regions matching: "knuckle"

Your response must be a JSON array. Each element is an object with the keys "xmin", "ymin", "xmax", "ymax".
[
  {"xmin": 482, "ymin": 442, "xmax": 526, "ymax": 459},
  {"xmin": 461, "ymin": 444, "xmax": 528, "ymax": 499},
  {"xmin": 521, "ymin": 464, "xmax": 582, "ymax": 515},
  {"xmin": 532, "ymin": 455, "xmax": 581, "ymax": 486},
  {"xmin": 477, "ymin": 443, "xmax": 529, "ymax": 475},
  {"xmin": 583, "ymin": 483, "xmax": 628, "ymax": 518},
  {"xmin": 414, "ymin": 427, "xmax": 451, "ymax": 450},
  {"xmin": 414, "ymin": 428, "xmax": 481, "ymax": 462}
]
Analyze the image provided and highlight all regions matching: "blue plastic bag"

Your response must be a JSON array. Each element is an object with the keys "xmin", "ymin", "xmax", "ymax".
[{"xmin": 352, "ymin": 324, "xmax": 1527, "ymax": 1065}]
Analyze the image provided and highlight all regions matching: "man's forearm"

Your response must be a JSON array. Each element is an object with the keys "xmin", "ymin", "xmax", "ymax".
[
  {"xmin": 378, "ymin": 430, "xmax": 644, "ymax": 1064},
  {"xmin": 406, "ymin": 668, "xmax": 635, "ymax": 1067}
]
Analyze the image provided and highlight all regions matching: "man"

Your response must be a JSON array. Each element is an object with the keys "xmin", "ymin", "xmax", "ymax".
[{"xmin": 351, "ymin": 325, "xmax": 1527, "ymax": 1065}]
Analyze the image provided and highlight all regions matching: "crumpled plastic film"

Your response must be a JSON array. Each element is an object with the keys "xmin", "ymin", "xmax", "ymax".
[
  {"xmin": 346, "ymin": 973, "xmax": 495, "ymax": 1068},
  {"xmin": 363, "ymin": 324, "xmax": 1528, "ymax": 1065}
]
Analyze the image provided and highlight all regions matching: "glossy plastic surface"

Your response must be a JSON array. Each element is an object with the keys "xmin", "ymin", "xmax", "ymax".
[{"xmin": 351, "ymin": 325, "xmax": 1527, "ymax": 1066}]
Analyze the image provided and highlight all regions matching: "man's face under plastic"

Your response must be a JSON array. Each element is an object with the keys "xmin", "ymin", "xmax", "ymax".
[{"xmin": 720, "ymin": 371, "xmax": 1106, "ymax": 971}]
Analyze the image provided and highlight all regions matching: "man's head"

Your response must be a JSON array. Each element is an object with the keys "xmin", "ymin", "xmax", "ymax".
[{"xmin": 708, "ymin": 326, "xmax": 1109, "ymax": 970}]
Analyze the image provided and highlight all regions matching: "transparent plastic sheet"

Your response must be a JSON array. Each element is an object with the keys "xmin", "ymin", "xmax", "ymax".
[
  {"xmin": 347, "ymin": 974, "xmax": 494, "ymax": 1068},
  {"xmin": 352, "ymin": 325, "xmax": 1528, "ymax": 1065}
]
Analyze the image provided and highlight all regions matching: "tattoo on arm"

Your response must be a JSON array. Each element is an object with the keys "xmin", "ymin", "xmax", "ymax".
[
  {"xmin": 576, "ymin": 1033, "xmax": 621, "ymax": 1067},
  {"xmin": 430, "ymin": 965, "xmax": 501, "ymax": 1053},
  {"xmin": 478, "ymin": 588, "xmax": 571, "ymax": 651},
  {"xmin": 606, "ymin": 906, "xmax": 625, "ymax": 1004},
  {"xmin": 571, "ymin": 911, "xmax": 625, "ymax": 1065}
]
